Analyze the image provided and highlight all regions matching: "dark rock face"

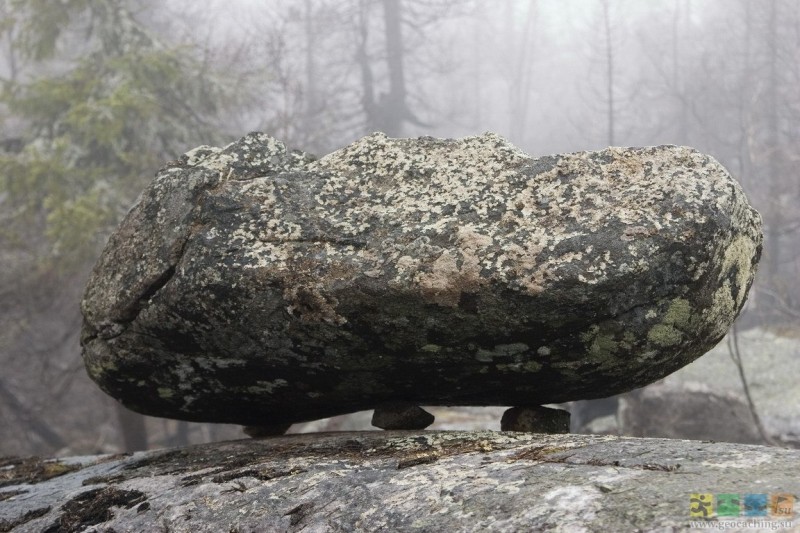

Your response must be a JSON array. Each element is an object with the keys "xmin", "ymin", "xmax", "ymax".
[
  {"xmin": 80, "ymin": 132, "xmax": 762, "ymax": 426},
  {"xmin": 501, "ymin": 406, "xmax": 571, "ymax": 433},
  {"xmin": 371, "ymin": 403, "xmax": 435, "ymax": 430}
]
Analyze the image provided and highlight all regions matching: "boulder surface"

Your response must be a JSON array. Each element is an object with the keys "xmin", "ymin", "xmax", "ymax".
[
  {"xmin": 2, "ymin": 432, "xmax": 798, "ymax": 532},
  {"xmin": 80, "ymin": 132, "xmax": 762, "ymax": 426}
]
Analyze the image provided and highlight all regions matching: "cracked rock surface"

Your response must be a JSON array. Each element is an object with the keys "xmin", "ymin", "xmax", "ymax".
[
  {"xmin": 80, "ymin": 132, "xmax": 762, "ymax": 426},
  {"xmin": 1, "ymin": 432, "xmax": 798, "ymax": 532}
]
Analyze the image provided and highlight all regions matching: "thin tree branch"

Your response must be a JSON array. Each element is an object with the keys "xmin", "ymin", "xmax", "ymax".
[{"xmin": 726, "ymin": 322, "xmax": 776, "ymax": 445}]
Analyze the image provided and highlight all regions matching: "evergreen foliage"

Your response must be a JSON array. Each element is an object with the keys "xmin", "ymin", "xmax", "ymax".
[{"xmin": 0, "ymin": 0, "xmax": 225, "ymax": 269}]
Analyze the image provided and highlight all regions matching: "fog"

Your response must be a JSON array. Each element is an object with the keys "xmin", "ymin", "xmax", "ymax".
[{"xmin": 0, "ymin": 0, "xmax": 798, "ymax": 456}]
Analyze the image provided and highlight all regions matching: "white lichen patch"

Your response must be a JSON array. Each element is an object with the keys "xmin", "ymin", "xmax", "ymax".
[
  {"xmin": 191, "ymin": 133, "xmax": 759, "ymax": 328},
  {"xmin": 304, "ymin": 137, "xmax": 750, "ymax": 302},
  {"xmin": 538, "ymin": 485, "xmax": 603, "ymax": 528},
  {"xmin": 183, "ymin": 145, "xmax": 223, "ymax": 167},
  {"xmin": 246, "ymin": 379, "xmax": 289, "ymax": 395},
  {"xmin": 183, "ymin": 144, "xmax": 238, "ymax": 173}
]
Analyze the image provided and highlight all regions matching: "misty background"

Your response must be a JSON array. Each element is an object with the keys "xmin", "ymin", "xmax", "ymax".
[{"xmin": 1, "ymin": 0, "xmax": 798, "ymax": 456}]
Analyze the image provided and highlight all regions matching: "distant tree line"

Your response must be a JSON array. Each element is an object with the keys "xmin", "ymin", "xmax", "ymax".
[{"xmin": 0, "ymin": 0, "xmax": 797, "ymax": 456}]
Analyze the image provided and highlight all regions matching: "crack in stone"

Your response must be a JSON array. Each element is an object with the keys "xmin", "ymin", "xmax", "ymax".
[{"xmin": 258, "ymin": 237, "xmax": 368, "ymax": 249}]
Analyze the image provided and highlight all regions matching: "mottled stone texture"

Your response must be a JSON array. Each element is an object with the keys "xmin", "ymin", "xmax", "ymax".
[
  {"xmin": 80, "ymin": 132, "xmax": 762, "ymax": 426},
  {"xmin": 3, "ymin": 432, "xmax": 799, "ymax": 532}
]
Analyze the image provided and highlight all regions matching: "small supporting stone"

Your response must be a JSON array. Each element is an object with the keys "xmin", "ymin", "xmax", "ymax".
[
  {"xmin": 243, "ymin": 424, "xmax": 292, "ymax": 438},
  {"xmin": 372, "ymin": 403, "xmax": 435, "ymax": 430},
  {"xmin": 501, "ymin": 406, "xmax": 570, "ymax": 434}
]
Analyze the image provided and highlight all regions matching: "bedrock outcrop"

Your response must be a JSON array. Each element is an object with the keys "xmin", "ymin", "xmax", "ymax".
[
  {"xmin": 3, "ymin": 432, "xmax": 798, "ymax": 532},
  {"xmin": 80, "ymin": 132, "xmax": 762, "ymax": 426}
]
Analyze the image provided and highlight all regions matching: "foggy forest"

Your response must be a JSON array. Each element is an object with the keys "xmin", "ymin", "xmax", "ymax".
[{"xmin": 1, "ymin": 0, "xmax": 799, "ymax": 457}]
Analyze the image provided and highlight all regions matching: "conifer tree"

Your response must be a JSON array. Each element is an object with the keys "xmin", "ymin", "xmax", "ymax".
[
  {"xmin": 1, "ymin": 0, "xmax": 225, "ymax": 268},
  {"xmin": 0, "ymin": 0, "xmax": 228, "ymax": 453}
]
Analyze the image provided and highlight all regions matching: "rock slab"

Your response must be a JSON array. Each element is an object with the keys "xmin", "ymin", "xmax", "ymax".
[
  {"xmin": 1, "ymin": 432, "xmax": 798, "ymax": 532},
  {"xmin": 80, "ymin": 132, "xmax": 762, "ymax": 426}
]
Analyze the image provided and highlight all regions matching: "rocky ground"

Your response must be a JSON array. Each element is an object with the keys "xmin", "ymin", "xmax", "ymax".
[{"xmin": 3, "ymin": 431, "xmax": 799, "ymax": 532}]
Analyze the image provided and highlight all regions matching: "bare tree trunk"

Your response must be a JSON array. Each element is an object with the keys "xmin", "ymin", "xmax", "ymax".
[
  {"xmin": 671, "ymin": 0, "xmax": 690, "ymax": 143},
  {"xmin": 765, "ymin": 0, "xmax": 781, "ymax": 286},
  {"xmin": 471, "ymin": 3, "xmax": 485, "ymax": 127},
  {"xmin": 381, "ymin": 0, "xmax": 406, "ymax": 136},
  {"xmin": 601, "ymin": 0, "xmax": 615, "ymax": 146},
  {"xmin": 0, "ymin": 378, "xmax": 67, "ymax": 450},
  {"xmin": 727, "ymin": 323, "xmax": 775, "ymax": 445},
  {"xmin": 303, "ymin": 0, "xmax": 320, "ymax": 147},
  {"xmin": 174, "ymin": 421, "xmax": 189, "ymax": 447},
  {"xmin": 356, "ymin": 0, "xmax": 377, "ymax": 132},
  {"xmin": 737, "ymin": 0, "xmax": 753, "ymax": 182},
  {"xmin": 117, "ymin": 404, "xmax": 148, "ymax": 452},
  {"xmin": 509, "ymin": 0, "xmax": 538, "ymax": 144},
  {"xmin": 357, "ymin": 0, "xmax": 427, "ymax": 136}
]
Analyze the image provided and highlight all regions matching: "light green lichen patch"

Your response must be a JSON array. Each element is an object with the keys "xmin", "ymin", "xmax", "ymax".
[
  {"xmin": 663, "ymin": 298, "xmax": 692, "ymax": 329},
  {"xmin": 646, "ymin": 298, "xmax": 694, "ymax": 347},
  {"xmin": 580, "ymin": 324, "xmax": 622, "ymax": 360},
  {"xmin": 158, "ymin": 387, "xmax": 174, "ymax": 399},
  {"xmin": 705, "ymin": 234, "xmax": 762, "ymax": 340},
  {"xmin": 421, "ymin": 344, "xmax": 441, "ymax": 353},
  {"xmin": 589, "ymin": 331, "xmax": 619, "ymax": 358},
  {"xmin": 620, "ymin": 331, "xmax": 636, "ymax": 350},
  {"xmin": 83, "ymin": 353, "xmax": 118, "ymax": 382},
  {"xmin": 647, "ymin": 324, "xmax": 682, "ymax": 347}
]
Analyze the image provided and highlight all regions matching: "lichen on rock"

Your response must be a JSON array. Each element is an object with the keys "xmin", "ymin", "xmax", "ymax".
[{"xmin": 80, "ymin": 132, "xmax": 762, "ymax": 426}]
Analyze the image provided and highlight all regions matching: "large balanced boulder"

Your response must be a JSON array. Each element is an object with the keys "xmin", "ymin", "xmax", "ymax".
[{"xmin": 80, "ymin": 132, "xmax": 762, "ymax": 427}]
